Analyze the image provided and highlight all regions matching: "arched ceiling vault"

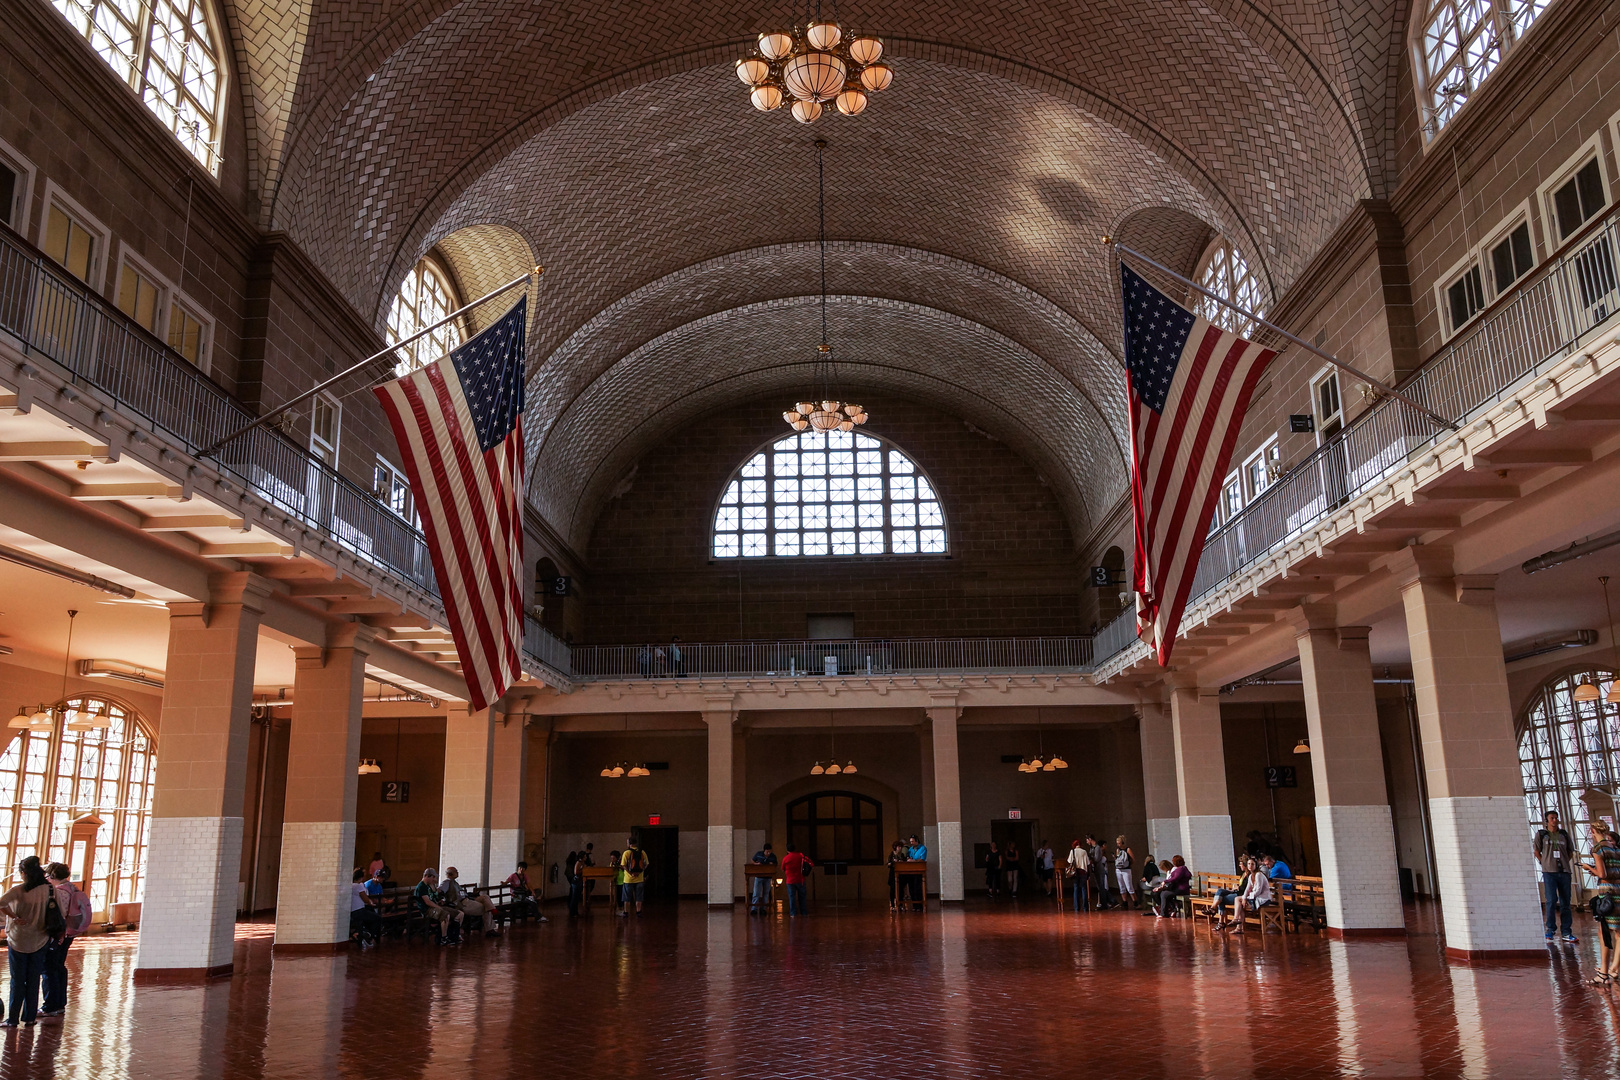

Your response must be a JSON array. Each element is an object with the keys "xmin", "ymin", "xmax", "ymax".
[{"xmin": 529, "ymin": 295, "xmax": 1126, "ymax": 552}]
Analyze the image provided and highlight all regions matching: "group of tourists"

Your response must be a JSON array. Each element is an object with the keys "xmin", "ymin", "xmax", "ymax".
[
  {"xmin": 348, "ymin": 852, "xmax": 546, "ymax": 947},
  {"xmin": 1534, "ymin": 810, "xmax": 1620, "ymax": 988},
  {"xmin": 0, "ymin": 857, "xmax": 92, "ymax": 1027},
  {"xmin": 563, "ymin": 838, "xmax": 651, "ymax": 918}
]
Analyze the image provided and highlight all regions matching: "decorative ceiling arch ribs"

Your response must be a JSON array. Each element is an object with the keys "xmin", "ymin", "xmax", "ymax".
[
  {"xmin": 516, "ymin": 240, "xmax": 1136, "ymax": 466},
  {"xmin": 527, "ymin": 294, "xmax": 1123, "ymax": 549}
]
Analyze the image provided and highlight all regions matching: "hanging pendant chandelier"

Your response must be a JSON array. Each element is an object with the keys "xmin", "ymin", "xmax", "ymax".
[
  {"xmin": 1016, "ymin": 713, "xmax": 1067, "ymax": 772},
  {"xmin": 736, "ymin": 7, "xmax": 893, "ymax": 123},
  {"xmin": 783, "ymin": 139, "xmax": 869, "ymax": 434},
  {"xmin": 601, "ymin": 715, "xmax": 649, "ymax": 778},
  {"xmin": 809, "ymin": 712, "xmax": 856, "ymax": 776}
]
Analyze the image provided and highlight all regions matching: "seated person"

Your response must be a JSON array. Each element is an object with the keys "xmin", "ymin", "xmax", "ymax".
[
  {"xmin": 1151, "ymin": 857, "xmax": 1192, "ymax": 917},
  {"xmin": 1139, "ymin": 852, "xmax": 1161, "ymax": 896},
  {"xmin": 1206, "ymin": 861, "xmax": 1252, "ymax": 925},
  {"xmin": 350, "ymin": 868, "xmax": 382, "ymax": 945},
  {"xmin": 504, "ymin": 862, "xmax": 547, "ymax": 922},
  {"xmin": 1216, "ymin": 857, "xmax": 1273, "ymax": 932},
  {"xmin": 440, "ymin": 866, "xmax": 500, "ymax": 936},
  {"xmin": 414, "ymin": 868, "xmax": 463, "ymax": 945}
]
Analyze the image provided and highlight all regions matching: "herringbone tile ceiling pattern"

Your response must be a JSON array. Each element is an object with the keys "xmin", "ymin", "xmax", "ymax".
[{"xmin": 254, "ymin": 0, "xmax": 1400, "ymax": 541}]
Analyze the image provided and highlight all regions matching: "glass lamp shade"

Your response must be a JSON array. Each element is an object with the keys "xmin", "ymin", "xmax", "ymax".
[
  {"xmin": 609, "ymin": 764, "xmax": 626, "ymax": 778},
  {"xmin": 822, "ymin": 400, "xmax": 840, "ymax": 412},
  {"xmin": 66, "ymin": 709, "xmax": 97, "ymax": 732},
  {"xmin": 844, "ymin": 404, "xmax": 863, "ymax": 416},
  {"xmin": 750, "ymin": 85, "xmax": 785, "ymax": 112},
  {"xmin": 1042, "ymin": 761, "xmax": 1057, "ymax": 772},
  {"xmin": 791, "ymin": 419, "xmax": 810, "ymax": 431},
  {"xmin": 1574, "ymin": 679, "xmax": 1601, "ymax": 702},
  {"xmin": 783, "ymin": 410, "xmax": 803, "ymax": 423},
  {"xmin": 9, "ymin": 707, "xmax": 31, "ymax": 730},
  {"xmin": 825, "ymin": 762, "xmax": 842, "ymax": 775},
  {"xmin": 783, "ymin": 51, "xmax": 847, "ymax": 102},
  {"xmin": 757, "ymin": 30, "xmax": 795, "ymax": 60},
  {"xmin": 600, "ymin": 766, "xmax": 614, "ymax": 777},
  {"xmin": 736, "ymin": 56, "xmax": 771, "ymax": 85},
  {"xmin": 29, "ymin": 707, "xmax": 54, "ymax": 728},
  {"xmin": 796, "ymin": 401, "xmax": 816, "ymax": 414},
  {"xmin": 1293, "ymin": 740, "xmax": 1311, "ymax": 754},
  {"xmin": 835, "ymin": 87, "xmax": 868, "ymax": 115},
  {"xmin": 847, "ymin": 36, "xmax": 883, "ymax": 65},
  {"xmin": 1608, "ymin": 683, "xmax": 1620, "ymax": 704},
  {"xmin": 809, "ymin": 409, "xmax": 841, "ymax": 431},
  {"xmin": 790, "ymin": 99, "xmax": 823, "ymax": 124},
  {"xmin": 1051, "ymin": 755, "xmax": 1068, "ymax": 769},
  {"xmin": 859, "ymin": 61, "xmax": 893, "ymax": 92},
  {"xmin": 843, "ymin": 761, "xmax": 857, "ymax": 774},
  {"xmin": 837, "ymin": 420, "xmax": 854, "ymax": 432},
  {"xmin": 806, "ymin": 20, "xmax": 841, "ymax": 50},
  {"xmin": 87, "ymin": 705, "xmax": 113, "ymax": 728},
  {"xmin": 810, "ymin": 762, "xmax": 825, "ymax": 775}
]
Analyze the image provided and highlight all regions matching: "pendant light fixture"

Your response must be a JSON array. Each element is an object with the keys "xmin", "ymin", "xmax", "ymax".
[
  {"xmin": 735, "ymin": 5, "xmax": 893, "ymax": 123},
  {"xmin": 782, "ymin": 139, "xmax": 868, "ymax": 434},
  {"xmin": 810, "ymin": 710, "xmax": 856, "ymax": 776},
  {"xmin": 1017, "ymin": 710, "xmax": 1066, "ymax": 772},
  {"xmin": 13, "ymin": 610, "xmax": 79, "ymax": 732},
  {"xmin": 1293, "ymin": 739, "xmax": 1311, "ymax": 754},
  {"xmin": 602, "ymin": 715, "xmax": 649, "ymax": 778}
]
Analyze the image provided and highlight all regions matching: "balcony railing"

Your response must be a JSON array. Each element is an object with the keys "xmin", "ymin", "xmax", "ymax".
[
  {"xmin": 568, "ymin": 637, "xmax": 1096, "ymax": 680},
  {"xmin": 1095, "ymin": 199, "xmax": 1620, "ymax": 664},
  {"xmin": 0, "ymin": 223, "xmax": 438, "ymax": 594}
]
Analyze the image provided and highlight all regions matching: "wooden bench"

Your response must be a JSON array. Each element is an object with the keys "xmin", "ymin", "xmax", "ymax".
[
  {"xmin": 480, "ymin": 881, "xmax": 542, "ymax": 925},
  {"xmin": 1188, "ymin": 872, "xmax": 1287, "ymax": 934},
  {"xmin": 1278, "ymin": 875, "xmax": 1326, "ymax": 933},
  {"xmin": 371, "ymin": 886, "xmax": 442, "ymax": 943},
  {"xmin": 1187, "ymin": 873, "xmax": 1240, "ymax": 922}
]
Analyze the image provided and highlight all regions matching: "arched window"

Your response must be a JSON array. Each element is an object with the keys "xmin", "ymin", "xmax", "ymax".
[
  {"xmin": 787, "ymin": 791, "xmax": 883, "ymax": 865},
  {"xmin": 0, "ymin": 696, "xmax": 157, "ymax": 912},
  {"xmin": 49, "ymin": 0, "xmax": 224, "ymax": 173},
  {"xmin": 1195, "ymin": 237, "xmax": 1266, "ymax": 337},
  {"xmin": 1416, "ymin": 0, "xmax": 1554, "ymax": 141},
  {"xmin": 1519, "ymin": 669, "xmax": 1618, "ymax": 861},
  {"xmin": 711, "ymin": 430, "xmax": 947, "ymax": 559},
  {"xmin": 387, "ymin": 259, "xmax": 463, "ymax": 376}
]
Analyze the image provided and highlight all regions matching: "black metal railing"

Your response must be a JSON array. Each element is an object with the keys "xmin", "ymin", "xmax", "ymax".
[{"xmin": 568, "ymin": 636, "xmax": 1096, "ymax": 680}]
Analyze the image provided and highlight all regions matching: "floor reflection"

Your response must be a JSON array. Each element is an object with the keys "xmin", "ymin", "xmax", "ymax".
[{"xmin": 1, "ymin": 901, "xmax": 1618, "ymax": 1079}]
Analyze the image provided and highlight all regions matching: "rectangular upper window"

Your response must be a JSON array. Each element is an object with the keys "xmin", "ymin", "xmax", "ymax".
[
  {"xmin": 44, "ymin": 204, "xmax": 97, "ymax": 285},
  {"xmin": 1445, "ymin": 263, "xmax": 1486, "ymax": 336},
  {"xmin": 167, "ymin": 299, "xmax": 208, "ymax": 369},
  {"xmin": 1489, "ymin": 221, "xmax": 1534, "ymax": 295},
  {"xmin": 1552, "ymin": 159, "xmax": 1606, "ymax": 242},
  {"xmin": 117, "ymin": 263, "xmax": 162, "ymax": 333}
]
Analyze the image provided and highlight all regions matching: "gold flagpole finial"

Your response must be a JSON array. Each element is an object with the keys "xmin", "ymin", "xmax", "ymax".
[
  {"xmin": 532, "ymin": 264, "xmax": 545, "ymax": 276},
  {"xmin": 1101, "ymin": 235, "xmax": 1113, "ymax": 246}
]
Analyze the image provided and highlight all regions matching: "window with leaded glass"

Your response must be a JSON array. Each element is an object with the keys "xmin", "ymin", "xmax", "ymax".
[
  {"xmin": 711, "ymin": 430, "xmax": 947, "ymax": 559},
  {"xmin": 1416, "ymin": 0, "xmax": 1556, "ymax": 141},
  {"xmin": 387, "ymin": 259, "xmax": 464, "ymax": 376},
  {"xmin": 1195, "ymin": 237, "xmax": 1266, "ymax": 337},
  {"xmin": 786, "ymin": 791, "xmax": 883, "ymax": 865},
  {"xmin": 1519, "ymin": 669, "xmax": 1619, "ymax": 875}
]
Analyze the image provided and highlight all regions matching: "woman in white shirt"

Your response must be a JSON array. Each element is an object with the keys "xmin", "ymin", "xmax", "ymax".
[
  {"xmin": 0, "ymin": 856, "xmax": 53, "ymax": 1027},
  {"xmin": 1224, "ymin": 856, "xmax": 1273, "ymax": 934}
]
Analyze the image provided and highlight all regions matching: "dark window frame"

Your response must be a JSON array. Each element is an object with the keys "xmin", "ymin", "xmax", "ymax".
[{"xmin": 786, "ymin": 790, "xmax": 883, "ymax": 865}]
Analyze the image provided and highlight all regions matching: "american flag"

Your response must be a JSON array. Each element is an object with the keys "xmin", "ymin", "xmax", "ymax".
[
  {"xmin": 374, "ymin": 298, "xmax": 527, "ymax": 711},
  {"xmin": 1121, "ymin": 264, "xmax": 1277, "ymax": 665}
]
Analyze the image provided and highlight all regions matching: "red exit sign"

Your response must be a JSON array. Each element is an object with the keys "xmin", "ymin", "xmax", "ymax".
[
  {"xmin": 648, "ymin": 814, "xmax": 661, "ymax": 825},
  {"xmin": 1008, "ymin": 808, "xmax": 1021, "ymax": 820}
]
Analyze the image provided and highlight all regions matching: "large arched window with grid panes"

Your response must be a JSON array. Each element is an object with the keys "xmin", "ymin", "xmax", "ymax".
[
  {"xmin": 48, "ymin": 0, "xmax": 224, "ymax": 173},
  {"xmin": 1195, "ymin": 237, "xmax": 1266, "ymax": 337},
  {"xmin": 387, "ymin": 259, "xmax": 463, "ymax": 376},
  {"xmin": 0, "ymin": 696, "xmax": 156, "ymax": 913},
  {"xmin": 1415, "ymin": 0, "xmax": 1555, "ymax": 141},
  {"xmin": 712, "ymin": 430, "xmax": 947, "ymax": 559},
  {"xmin": 1519, "ymin": 669, "xmax": 1619, "ymax": 868}
]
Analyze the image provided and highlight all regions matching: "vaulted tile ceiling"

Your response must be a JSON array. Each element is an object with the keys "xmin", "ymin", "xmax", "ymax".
[{"xmin": 260, "ymin": 0, "xmax": 1401, "ymax": 548}]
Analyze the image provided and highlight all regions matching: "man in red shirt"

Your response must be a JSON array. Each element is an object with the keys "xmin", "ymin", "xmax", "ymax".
[{"xmin": 781, "ymin": 846, "xmax": 815, "ymax": 916}]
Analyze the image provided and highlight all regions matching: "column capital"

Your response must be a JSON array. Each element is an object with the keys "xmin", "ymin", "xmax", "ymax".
[
  {"xmin": 1387, "ymin": 544, "xmax": 1454, "ymax": 589},
  {"xmin": 206, "ymin": 571, "xmax": 276, "ymax": 614},
  {"xmin": 1164, "ymin": 670, "xmax": 1215, "ymax": 697},
  {"xmin": 702, "ymin": 693, "xmax": 737, "ymax": 725},
  {"xmin": 1285, "ymin": 602, "xmax": 1340, "ymax": 635},
  {"xmin": 925, "ymin": 691, "xmax": 960, "ymax": 722}
]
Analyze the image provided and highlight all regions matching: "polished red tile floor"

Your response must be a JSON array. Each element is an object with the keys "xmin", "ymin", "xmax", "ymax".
[{"xmin": 3, "ymin": 899, "xmax": 1620, "ymax": 1078}]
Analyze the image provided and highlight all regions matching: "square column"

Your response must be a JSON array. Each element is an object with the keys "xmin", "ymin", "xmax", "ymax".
[
  {"xmin": 1137, "ymin": 698, "xmax": 1181, "ymax": 860},
  {"xmin": 1394, "ymin": 548, "xmax": 1543, "ymax": 957},
  {"xmin": 731, "ymin": 731, "xmax": 748, "ymax": 902},
  {"xmin": 489, "ymin": 708, "xmax": 529, "ymax": 881},
  {"xmin": 704, "ymin": 696, "xmax": 736, "ymax": 907},
  {"xmin": 1293, "ymin": 610, "xmax": 1405, "ymax": 935},
  {"xmin": 441, "ymin": 705, "xmax": 494, "ymax": 884},
  {"xmin": 136, "ymin": 572, "xmax": 272, "ymax": 982},
  {"xmin": 1169, "ymin": 679, "xmax": 1234, "ymax": 874},
  {"xmin": 927, "ymin": 698, "xmax": 964, "ymax": 902},
  {"xmin": 274, "ymin": 624, "xmax": 374, "ymax": 952}
]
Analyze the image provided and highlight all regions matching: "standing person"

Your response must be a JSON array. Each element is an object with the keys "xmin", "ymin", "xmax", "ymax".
[
  {"xmin": 607, "ymin": 851, "xmax": 624, "ymax": 915},
  {"xmin": 1003, "ymin": 839, "xmax": 1021, "ymax": 897},
  {"xmin": 750, "ymin": 843, "xmax": 778, "ymax": 913},
  {"xmin": 905, "ymin": 834, "xmax": 928, "ymax": 912},
  {"xmin": 620, "ymin": 837, "xmax": 649, "ymax": 917},
  {"xmin": 639, "ymin": 645, "xmax": 652, "ymax": 677},
  {"xmin": 566, "ymin": 851, "xmax": 586, "ymax": 917},
  {"xmin": 1582, "ymin": 821, "xmax": 1620, "ymax": 986},
  {"xmin": 368, "ymin": 851, "xmax": 387, "ymax": 879},
  {"xmin": 1115, "ymin": 836, "xmax": 1138, "ymax": 910},
  {"xmin": 1088, "ymin": 835, "xmax": 1113, "ymax": 910},
  {"xmin": 1036, "ymin": 841, "xmax": 1056, "ymax": 896},
  {"xmin": 983, "ymin": 841, "xmax": 1002, "ymax": 898},
  {"xmin": 670, "ymin": 637, "xmax": 686, "ymax": 677},
  {"xmin": 581, "ymin": 843, "xmax": 597, "ymax": 904},
  {"xmin": 1066, "ymin": 839, "xmax": 1092, "ymax": 912},
  {"xmin": 40, "ymin": 863, "xmax": 89, "ymax": 1018},
  {"xmin": 0, "ymin": 856, "xmax": 55, "ymax": 1027},
  {"xmin": 887, "ymin": 841, "xmax": 907, "ymax": 911},
  {"xmin": 782, "ymin": 845, "xmax": 814, "ymax": 916},
  {"xmin": 1535, "ymin": 810, "xmax": 1578, "ymax": 943}
]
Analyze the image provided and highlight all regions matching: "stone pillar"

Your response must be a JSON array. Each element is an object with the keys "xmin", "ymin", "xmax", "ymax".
[
  {"xmin": 1137, "ymin": 697, "xmax": 1181, "ymax": 860},
  {"xmin": 440, "ymin": 704, "xmax": 495, "ymax": 884},
  {"xmin": 1293, "ymin": 608, "xmax": 1405, "ymax": 935},
  {"xmin": 731, "ymin": 729, "xmax": 748, "ymax": 902},
  {"xmin": 1394, "ymin": 548, "xmax": 1543, "ymax": 956},
  {"xmin": 136, "ymin": 572, "xmax": 271, "ymax": 982},
  {"xmin": 704, "ymin": 696, "xmax": 737, "ymax": 907},
  {"xmin": 919, "ymin": 724, "xmax": 938, "ymax": 876},
  {"xmin": 1168, "ymin": 679, "xmax": 1234, "ymax": 874},
  {"xmin": 488, "ymin": 707, "xmax": 529, "ymax": 881},
  {"xmin": 274, "ymin": 623, "xmax": 373, "ymax": 952},
  {"xmin": 927, "ymin": 697, "xmax": 964, "ymax": 902}
]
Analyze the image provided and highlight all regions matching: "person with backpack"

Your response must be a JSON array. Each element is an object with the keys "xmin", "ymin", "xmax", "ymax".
[
  {"xmin": 1581, "ymin": 820, "xmax": 1620, "ymax": 987},
  {"xmin": 0, "ymin": 856, "xmax": 58, "ymax": 1027},
  {"xmin": 1534, "ymin": 809, "xmax": 1578, "ymax": 943},
  {"xmin": 40, "ymin": 862, "xmax": 90, "ymax": 1017},
  {"xmin": 620, "ymin": 838, "xmax": 649, "ymax": 917}
]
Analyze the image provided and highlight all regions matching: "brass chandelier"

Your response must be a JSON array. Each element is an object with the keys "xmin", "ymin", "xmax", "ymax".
[
  {"xmin": 735, "ymin": 5, "xmax": 893, "ymax": 124},
  {"xmin": 783, "ymin": 139, "xmax": 868, "ymax": 434}
]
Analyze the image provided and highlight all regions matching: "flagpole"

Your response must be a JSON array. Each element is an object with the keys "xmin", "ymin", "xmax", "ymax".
[
  {"xmin": 1102, "ymin": 238, "xmax": 1457, "ymax": 432},
  {"xmin": 197, "ymin": 266, "xmax": 543, "ymax": 458}
]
